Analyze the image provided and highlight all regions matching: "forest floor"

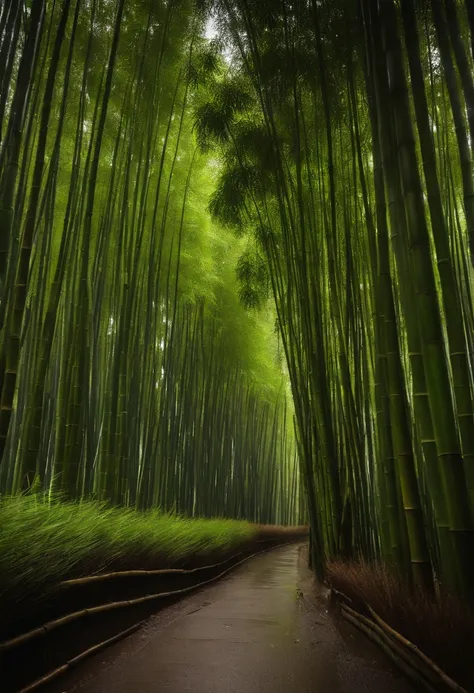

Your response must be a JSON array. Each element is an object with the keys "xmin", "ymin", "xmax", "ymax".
[{"xmin": 45, "ymin": 543, "xmax": 413, "ymax": 693}]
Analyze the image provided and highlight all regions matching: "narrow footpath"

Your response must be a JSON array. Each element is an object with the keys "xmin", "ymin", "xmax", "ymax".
[{"xmin": 50, "ymin": 544, "xmax": 414, "ymax": 693}]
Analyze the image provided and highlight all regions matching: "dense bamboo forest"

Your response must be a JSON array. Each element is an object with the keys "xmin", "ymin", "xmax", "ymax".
[
  {"xmin": 3, "ymin": 0, "xmax": 474, "ymax": 606},
  {"xmin": 0, "ymin": 0, "xmax": 304, "ymax": 527}
]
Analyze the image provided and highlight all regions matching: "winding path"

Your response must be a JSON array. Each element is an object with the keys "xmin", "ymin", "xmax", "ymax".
[{"xmin": 49, "ymin": 544, "xmax": 414, "ymax": 693}]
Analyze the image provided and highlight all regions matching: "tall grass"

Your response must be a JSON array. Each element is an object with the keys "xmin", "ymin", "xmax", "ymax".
[{"xmin": 0, "ymin": 494, "xmax": 257, "ymax": 624}]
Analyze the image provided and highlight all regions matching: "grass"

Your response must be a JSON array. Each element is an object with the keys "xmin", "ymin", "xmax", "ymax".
[
  {"xmin": 0, "ymin": 494, "xmax": 306, "ymax": 638},
  {"xmin": 327, "ymin": 559, "xmax": 474, "ymax": 690},
  {"xmin": 0, "ymin": 494, "xmax": 260, "ymax": 631}
]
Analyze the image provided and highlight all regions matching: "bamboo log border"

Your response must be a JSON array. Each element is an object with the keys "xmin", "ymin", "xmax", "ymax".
[
  {"xmin": 2, "ymin": 539, "xmax": 306, "ymax": 693},
  {"xmin": 57, "ymin": 534, "xmax": 301, "ymax": 587},
  {"xmin": 331, "ymin": 588, "xmax": 467, "ymax": 693},
  {"xmin": 2, "ymin": 535, "xmax": 307, "ymax": 652},
  {"xmin": 59, "ymin": 551, "xmax": 247, "ymax": 587},
  {"xmin": 1, "ymin": 543, "xmax": 276, "ymax": 651},
  {"xmin": 17, "ymin": 621, "xmax": 144, "ymax": 693}
]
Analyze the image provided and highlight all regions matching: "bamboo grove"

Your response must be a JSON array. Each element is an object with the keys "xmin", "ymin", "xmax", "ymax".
[
  {"xmin": 0, "ymin": 0, "xmax": 303, "ymax": 526},
  {"xmin": 3, "ymin": 0, "xmax": 474, "ymax": 602},
  {"xmin": 194, "ymin": 0, "xmax": 474, "ymax": 600}
]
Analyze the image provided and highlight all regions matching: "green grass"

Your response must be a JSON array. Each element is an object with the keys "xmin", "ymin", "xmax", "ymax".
[{"xmin": 0, "ymin": 494, "xmax": 257, "ymax": 629}]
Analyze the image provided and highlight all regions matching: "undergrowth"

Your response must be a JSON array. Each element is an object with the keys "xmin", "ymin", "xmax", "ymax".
[
  {"xmin": 0, "ymin": 494, "xmax": 259, "ymax": 626},
  {"xmin": 327, "ymin": 559, "xmax": 474, "ymax": 690}
]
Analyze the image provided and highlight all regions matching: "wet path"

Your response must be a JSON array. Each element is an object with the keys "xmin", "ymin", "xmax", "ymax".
[{"xmin": 50, "ymin": 544, "xmax": 414, "ymax": 693}]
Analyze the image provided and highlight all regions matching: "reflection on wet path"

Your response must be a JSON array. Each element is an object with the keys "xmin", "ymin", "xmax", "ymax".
[{"xmin": 50, "ymin": 544, "xmax": 414, "ymax": 693}]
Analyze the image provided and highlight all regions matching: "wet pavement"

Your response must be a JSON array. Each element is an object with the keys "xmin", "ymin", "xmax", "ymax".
[{"xmin": 50, "ymin": 544, "xmax": 414, "ymax": 693}]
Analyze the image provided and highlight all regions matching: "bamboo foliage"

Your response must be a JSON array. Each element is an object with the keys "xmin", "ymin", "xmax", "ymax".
[
  {"xmin": 0, "ymin": 0, "xmax": 302, "ymax": 527},
  {"xmin": 197, "ymin": 0, "xmax": 474, "ymax": 598},
  {"xmin": 3, "ymin": 0, "xmax": 474, "ymax": 599}
]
